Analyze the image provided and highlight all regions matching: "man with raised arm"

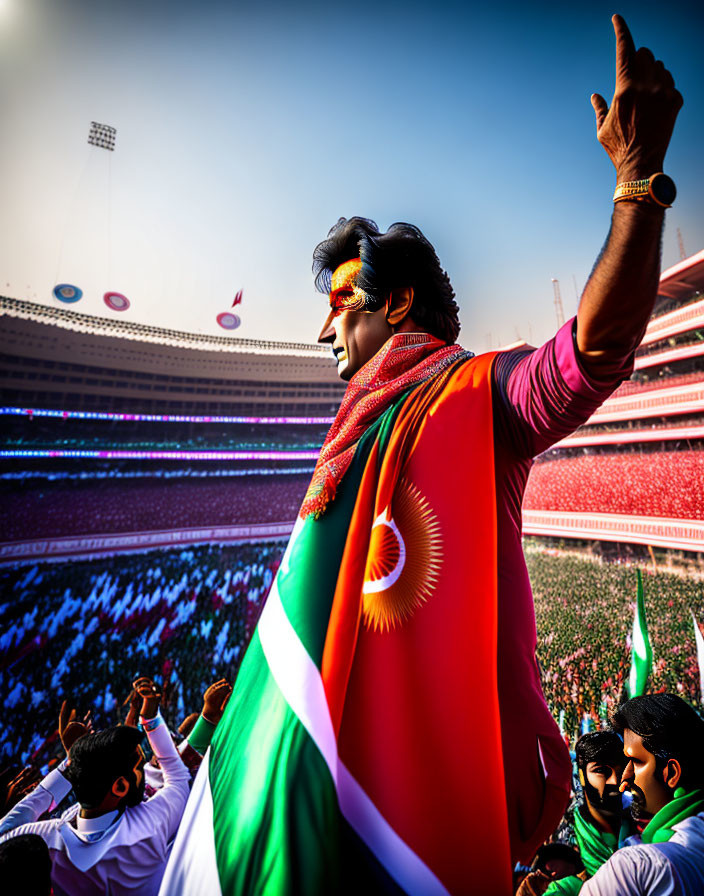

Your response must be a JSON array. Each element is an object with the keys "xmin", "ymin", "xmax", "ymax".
[
  {"xmin": 0, "ymin": 677, "xmax": 190, "ymax": 896},
  {"xmin": 162, "ymin": 15, "xmax": 682, "ymax": 896}
]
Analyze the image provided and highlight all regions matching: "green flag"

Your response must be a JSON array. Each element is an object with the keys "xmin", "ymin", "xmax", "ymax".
[{"xmin": 626, "ymin": 569, "xmax": 653, "ymax": 698}]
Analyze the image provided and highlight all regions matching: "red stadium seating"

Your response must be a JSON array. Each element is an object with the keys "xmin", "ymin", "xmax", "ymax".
[
  {"xmin": 524, "ymin": 450, "xmax": 704, "ymax": 519},
  {"xmin": 1, "ymin": 475, "xmax": 310, "ymax": 542}
]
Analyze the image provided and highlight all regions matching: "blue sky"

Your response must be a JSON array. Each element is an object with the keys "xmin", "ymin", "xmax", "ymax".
[{"xmin": 1, "ymin": 0, "xmax": 702, "ymax": 350}]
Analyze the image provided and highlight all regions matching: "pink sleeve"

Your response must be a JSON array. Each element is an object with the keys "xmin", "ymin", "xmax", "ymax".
[{"xmin": 492, "ymin": 317, "xmax": 634, "ymax": 459}]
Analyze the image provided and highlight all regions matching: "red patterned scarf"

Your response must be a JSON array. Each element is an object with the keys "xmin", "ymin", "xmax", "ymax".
[{"xmin": 300, "ymin": 332, "xmax": 470, "ymax": 519}]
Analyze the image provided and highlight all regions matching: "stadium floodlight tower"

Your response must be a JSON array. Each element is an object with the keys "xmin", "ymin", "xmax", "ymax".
[
  {"xmin": 88, "ymin": 121, "xmax": 117, "ymax": 151},
  {"xmin": 551, "ymin": 278, "xmax": 565, "ymax": 328}
]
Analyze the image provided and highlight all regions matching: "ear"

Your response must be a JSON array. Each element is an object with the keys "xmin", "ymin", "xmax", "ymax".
[
  {"xmin": 662, "ymin": 758, "xmax": 682, "ymax": 791},
  {"xmin": 386, "ymin": 287, "xmax": 414, "ymax": 326},
  {"xmin": 111, "ymin": 776, "xmax": 129, "ymax": 799}
]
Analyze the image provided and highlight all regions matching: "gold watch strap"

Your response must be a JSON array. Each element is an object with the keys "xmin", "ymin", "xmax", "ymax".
[{"xmin": 613, "ymin": 173, "xmax": 672, "ymax": 208}]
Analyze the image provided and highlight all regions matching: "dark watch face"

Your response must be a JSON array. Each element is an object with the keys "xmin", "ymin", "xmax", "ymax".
[{"xmin": 651, "ymin": 174, "xmax": 677, "ymax": 206}]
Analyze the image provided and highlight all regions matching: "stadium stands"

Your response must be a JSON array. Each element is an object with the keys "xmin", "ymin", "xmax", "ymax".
[
  {"xmin": 524, "ymin": 450, "xmax": 704, "ymax": 519},
  {"xmin": 0, "ymin": 474, "xmax": 310, "ymax": 542}
]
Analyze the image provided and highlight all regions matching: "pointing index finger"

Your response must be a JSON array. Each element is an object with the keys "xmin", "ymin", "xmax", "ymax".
[{"xmin": 613, "ymin": 14, "xmax": 636, "ymax": 82}]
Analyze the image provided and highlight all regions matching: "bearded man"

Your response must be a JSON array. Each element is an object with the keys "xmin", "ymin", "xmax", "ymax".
[
  {"xmin": 161, "ymin": 15, "xmax": 682, "ymax": 896},
  {"xmin": 546, "ymin": 731, "xmax": 634, "ymax": 895}
]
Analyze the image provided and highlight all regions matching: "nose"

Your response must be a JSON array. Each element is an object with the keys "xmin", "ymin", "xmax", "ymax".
[
  {"xmin": 619, "ymin": 760, "xmax": 634, "ymax": 792},
  {"xmin": 318, "ymin": 310, "xmax": 336, "ymax": 344}
]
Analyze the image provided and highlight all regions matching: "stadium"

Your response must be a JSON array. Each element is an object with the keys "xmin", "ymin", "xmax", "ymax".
[{"xmin": 1, "ymin": 250, "xmax": 702, "ymax": 767}]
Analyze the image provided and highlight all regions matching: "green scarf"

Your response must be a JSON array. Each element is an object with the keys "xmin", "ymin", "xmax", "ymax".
[
  {"xmin": 574, "ymin": 804, "xmax": 617, "ymax": 876},
  {"xmin": 641, "ymin": 787, "xmax": 704, "ymax": 844},
  {"xmin": 544, "ymin": 805, "xmax": 633, "ymax": 896},
  {"xmin": 544, "ymin": 875, "xmax": 583, "ymax": 896}
]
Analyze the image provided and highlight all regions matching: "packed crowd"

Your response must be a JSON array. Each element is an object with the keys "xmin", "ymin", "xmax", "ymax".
[
  {"xmin": 0, "ymin": 474, "xmax": 310, "ymax": 542},
  {"xmin": 528, "ymin": 547, "xmax": 703, "ymax": 737},
  {"xmin": 524, "ymin": 449, "xmax": 704, "ymax": 519},
  {"xmin": 0, "ymin": 672, "xmax": 234, "ymax": 894},
  {"xmin": 0, "ymin": 542, "xmax": 285, "ymax": 766},
  {"xmin": 1, "ymin": 540, "xmax": 702, "ymax": 893}
]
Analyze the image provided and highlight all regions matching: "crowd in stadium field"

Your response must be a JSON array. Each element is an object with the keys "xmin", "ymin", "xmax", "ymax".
[
  {"xmin": 0, "ymin": 543, "xmax": 285, "ymax": 767},
  {"xmin": 527, "ymin": 548, "xmax": 703, "ymax": 737},
  {"xmin": 1, "ymin": 474, "xmax": 311, "ymax": 542},
  {"xmin": 524, "ymin": 450, "xmax": 704, "ymax": 519},
  {"xmin": 1, "ymin": 542, "xmax": 702, "ymax": 894},
  {"xmin": 1, "ymin": 541, "xmax": 700, "ymax": 767}
]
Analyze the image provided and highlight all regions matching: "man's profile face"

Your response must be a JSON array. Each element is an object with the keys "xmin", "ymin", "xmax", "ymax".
[
  {"xmin": 583, "ymin": 758, "xmax": 624, "ymax": 816},
  {"xmin": 317, "ymin": 258, "xmax": 392, "ymax": 381},
  {"xmin": 620, "ymin": 729, "xmax": 671, "ymax": 821}
]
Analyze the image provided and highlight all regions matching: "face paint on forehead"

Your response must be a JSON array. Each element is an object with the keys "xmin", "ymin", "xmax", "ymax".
[
  {"xmin": 329, "ymin": 258, "xmax": 370, "ymax": 313},
  {"xmin": 331, "ymin": 258, "xmax": 363, "ymax": 292}
]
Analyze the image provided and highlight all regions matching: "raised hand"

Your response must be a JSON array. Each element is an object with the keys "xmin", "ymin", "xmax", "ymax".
[
  {"xmin": 1, "ymin": 766, "xmax": 42, "ymax": 813},
  {"xmin": 132, "ymin": 676, "xmax": 162, "ymax": 720},
  {"xmin": 123, "ymin": 688, "xmax": 142, "ymax": 728},
  {"xmin": 202, "ymin": 679, "xmax": 232, "ymax": 725},
  {"xmin": 590, "ymin": 15, "xmax": 682, "ymax": 183},
  {"xmin": 59, "ymin": 700, "xmax": 91, "ymax": 754}
]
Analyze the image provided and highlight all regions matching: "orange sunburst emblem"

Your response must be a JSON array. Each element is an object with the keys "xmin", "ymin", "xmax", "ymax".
[{"xmin": 362, "ymin": 478, "xmax": 443, "ymax": 632}]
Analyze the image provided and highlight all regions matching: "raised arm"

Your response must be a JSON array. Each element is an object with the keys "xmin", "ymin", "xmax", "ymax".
[{"xmin": 576, "ymin": 15, "xmax": 683, "ymax": 373}]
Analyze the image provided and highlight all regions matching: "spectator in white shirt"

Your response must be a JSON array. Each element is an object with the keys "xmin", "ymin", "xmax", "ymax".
[{"xmin": 0, "ymin": 677, "xmax": 190, "ymax": 896}]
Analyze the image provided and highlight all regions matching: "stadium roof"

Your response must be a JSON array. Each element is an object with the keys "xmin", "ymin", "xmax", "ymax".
[
  {"xmin": 0, "ymin": 296, "xmax": 329, "ymax": 358},
  {"xmin": 658, "ymin": 249, "xmax": 704, "ymax": 300}
]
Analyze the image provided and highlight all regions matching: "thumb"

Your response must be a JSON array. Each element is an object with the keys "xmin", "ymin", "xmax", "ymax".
[{"xmin": 591, "ymin": 93, "xmax": 608, "ymax": 132}]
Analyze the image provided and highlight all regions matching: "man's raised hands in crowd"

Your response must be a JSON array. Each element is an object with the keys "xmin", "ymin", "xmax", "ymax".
[
  {"xmin": 58, "ymin": 700, "xmax": 94, "ymax": 755},
  {"xmin": 123, "ymin": 686, "xmax": 142, "ymax": 729},
  {"xmin": 132, "ymin": 676, "xmax": 162, "ymax": 720},
  {"xmin": 201, "ymin": 678, "xmax": 232, "ymax": 725},
  {"xmin": 590, "ymin": 14, "xmax": 682, "ymax": 184},
  {"xmin": 0, "ymin": 765, "xmax": 42, "ymax": 814}
]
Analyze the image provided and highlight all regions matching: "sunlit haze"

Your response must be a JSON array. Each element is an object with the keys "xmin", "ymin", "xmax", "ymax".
[{"xmin": 1, "ymin": 0, "xmax": 702, "ymax": 350}]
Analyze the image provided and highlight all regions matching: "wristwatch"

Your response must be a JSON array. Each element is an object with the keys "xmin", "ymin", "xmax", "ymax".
[{"xmin": 613, "ymin": 173, "xmax": 676, "ymax": 208}]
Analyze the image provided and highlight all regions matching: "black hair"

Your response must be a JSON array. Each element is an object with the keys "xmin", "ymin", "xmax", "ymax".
[
  {"xmin": 64, "ymin": 726, "xmax": 144, "ymax": 809},
  {"xmin": 575, "ymin": 730, "xmax": 625, "ymax": 772},
  {"xmin": 611, "ymin": 694, "xmax": 704, "ymax": 790},
  {"xmin": 312, "ymin": 217, "xmax": 461, "ymax": 344},
  {"xmin": 532, "ymin": 842, "xmax": 582, "ymax": 873},
  {"xmin": 0, "ymin": 834, "xmax": 52, "ymax": 895}
]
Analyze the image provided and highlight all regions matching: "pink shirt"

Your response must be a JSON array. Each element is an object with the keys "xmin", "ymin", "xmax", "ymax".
[{"xmin": 490, "ymin": 317, "xmax": 633, "ymax": 859}]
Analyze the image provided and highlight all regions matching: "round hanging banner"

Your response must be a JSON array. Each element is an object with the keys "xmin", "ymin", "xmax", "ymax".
[
  {"xmin": 217, "ymin": 312, "xmax": 241, "ymax": 330},
  {"xmin": 104, "ymin": 291, "xmax": 130, "ymax": 311},
  {"xmin": 53, "ymin": 284, "xmax": 83, "ymax": 304}
]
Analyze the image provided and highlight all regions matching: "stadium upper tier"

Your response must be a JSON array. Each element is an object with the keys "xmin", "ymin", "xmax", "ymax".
[
  {"xmin": 0, "ymin": 473, "xmax": 311, "ymax": 545},
  {"xmin": 0, "ymin": 296, "xmax": 346, "ymax": 416}
]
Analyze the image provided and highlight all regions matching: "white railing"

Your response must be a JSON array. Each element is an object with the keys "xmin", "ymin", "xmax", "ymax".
[
  {"xmin": 635, "ymin": 341, "xmax": 704, "ymax": 370},
  {"xmin": 0, "ymin": 522, "xmax": 296, "ymax": 565},
  {"xmin": 585, "ymin": 382, "xmax": 704, "ymax": 423},
  {"xmin": 553, "ymin": 424, "xmax": 704, "ymax": 448},
  {"xmin": 640, "ymin": 298, "xmax": 704, "ymax": 346},
  {"xmin": 522, "ymin": 510, "xmax": 704, "ymax": 552}
]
